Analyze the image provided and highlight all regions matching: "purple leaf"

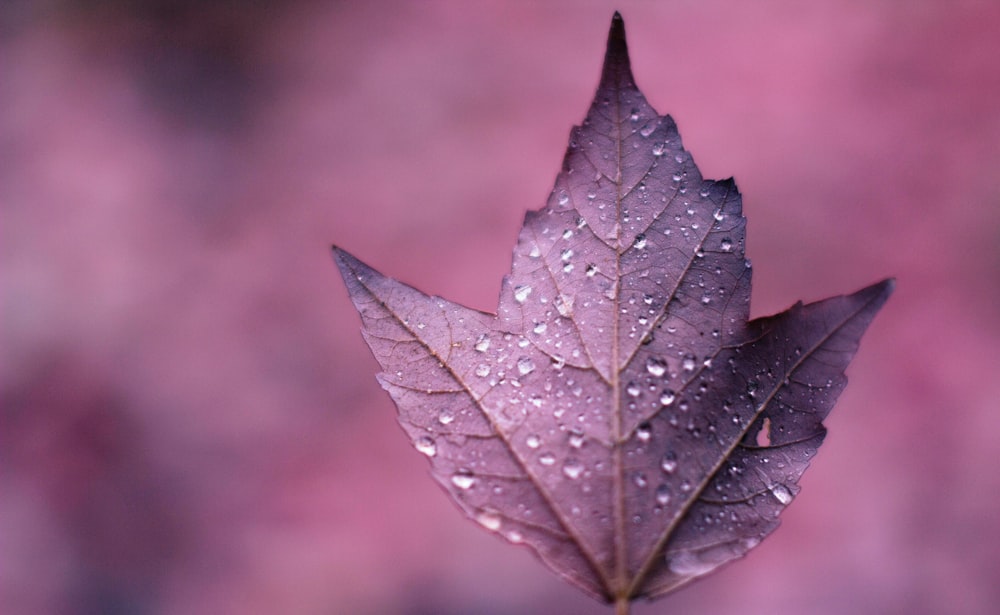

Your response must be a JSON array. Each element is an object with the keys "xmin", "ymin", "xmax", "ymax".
[{"xmin": 332, "ymin": 12, "xmax": 892, "ymax": 609}]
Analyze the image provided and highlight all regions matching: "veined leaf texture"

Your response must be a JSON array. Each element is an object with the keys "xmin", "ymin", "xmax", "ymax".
[{"xmin": 333, "ymin": 12, "xmax": 891, "ymax": 611}]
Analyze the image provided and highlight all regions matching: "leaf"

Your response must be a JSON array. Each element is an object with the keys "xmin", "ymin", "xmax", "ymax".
[{"xmin": 332, "ymin": 12, "xmax": 892, "ymax": 610}]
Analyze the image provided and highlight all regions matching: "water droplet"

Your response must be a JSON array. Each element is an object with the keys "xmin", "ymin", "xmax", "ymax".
[
  {"xmin": 539, "ymin": 452, "xmax": 556, "ymax": 466},
  {"xmin": 648, "ymin": 485, "xmax": 669, "ymax": 509},
  {"xmin": 629, "ymin": 109, "xmax": 640, "ymax": 122},
  {"xmin": 558, "ymin": 192, "xmax": 569, "ymax": 206},
  {"xmin": 713, "ymin": 209, "xmax": 726, "ymax": 221},
  {"xmin": 640, "ymin": 122, "xmax": 656, "ymax": 138},
  {"xmin": 506, "ymin": 529, "xmax": 524, "ymax": 543},
  {"xmin": 562, "ymin": 262, "xmax": 574, "ymax": 273},
  {"xmin": 475, "ymin": 364, "xmax": 491, "ymax": 377},
  {"xmin": 555, "ymin": 294, "xmax": 573, "ymax": 317},
  {"xmin": 661, "ymin": 453, "xmax": 678, "ymax": 474},
  {"xmin": 636, "ymin": 422, "xmax": 652, "ymax": 442},
  {"xmin": 560, "ymin": 248, "xmax": 574, "ymax": 261},
  {"xmin": 652, "ymin": 142, "xmax": 666, "ymax": 156},
  {"xmin": 476, "ymin": 509, "xmax": 502, "ymax": 531},
  {"xmin": 634, "ymin": 472, "xmax": 648, "ymax": 488},
  {"xmin": 533, "ymin": 322, "xmax": 547, "ymax": 334},
  {"xmin": 550, "ymin": 355, "xmax": 566, "ymax": 370},
  {"xmin": 451, "ymin": 470, "xmax": 476, "ymax": 490},
  {"xmin": 526, "ymin": 434, "xmax": 541, "ymax": 449},
  {"xmin": 626, "ymin": 382, "xmax": 641, "ymax": 397},
  {"xmin": 474, "ymin": 334, "xmax": 490, "ymax": 352},
  {"xmin": 660, "ymin": 389, "xmax": 677, "ymax": 406},
  {"xmin": 645, "ymin": 357, "xmax": 667, "ymax": 377},
  {"xmin": 568, "ymin": 428, "xmax": 585, "ymax": 448},
  {"xmin": 529, "ymin": 244, "xmax": 541, "ymax": 258},
  {"xmin": 770, "ymin": 484, "xmax": 793, "ymax": 505},
  {"xmin": 437, "ymin": 409, "xmax": 455, "ymax": 425},
  {"xmin": 561, "ymin": 228, "xmax": 573, "ymax": 240},
  {"xmin": 562, "ymin": 458, "xmax": 584, "ymax": 479},
  {"xmin": 720, "ymin": 238, "xmax": 733, "ymax": 252},
  {"xmin": 682, "ymin": 354, "xmax": 697, "ymax": 371},
  {"xmin": 517, "ymin": 357, "xmax": 535, "ymax": 376},
  {"xmin": 633, "ymin": 234, "xmax": 647, "ymax": 250},
  {"xmin": 585, "ymin": 264, "xmax": 599, "ymax": 277},
  {"xmin": 414, "ymin": 436, "xmax": 436, "ymax": 457},
  {"xmin": 513, "ymin": 285, "xmax": 532, "ymax": 303}
]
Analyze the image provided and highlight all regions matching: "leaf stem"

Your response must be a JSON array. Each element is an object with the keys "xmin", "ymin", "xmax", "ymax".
[{"xmin": 615, "ymin": 595, "xmax": 630, "ymax": 615}]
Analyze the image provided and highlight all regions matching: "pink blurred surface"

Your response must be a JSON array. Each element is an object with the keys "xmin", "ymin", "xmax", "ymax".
[{"xmin": 3, "ymin": 1, "xmax": 999, "ymax": 614}]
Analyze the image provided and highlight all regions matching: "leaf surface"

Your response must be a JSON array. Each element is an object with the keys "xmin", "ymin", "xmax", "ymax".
[{"xmin": 333, "ymin": 13, "xmax": 892, "ymax": 605}]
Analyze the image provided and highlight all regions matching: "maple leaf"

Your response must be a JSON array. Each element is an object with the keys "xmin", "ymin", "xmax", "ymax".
[{"xmin": 332, "ymin": 12, "xmax": 892, "ymax": 613}]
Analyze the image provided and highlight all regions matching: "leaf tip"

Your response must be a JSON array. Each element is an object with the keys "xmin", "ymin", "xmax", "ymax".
[{"xmin": 601, "ymin": 11, "xmax": 635, "ymax": 90}]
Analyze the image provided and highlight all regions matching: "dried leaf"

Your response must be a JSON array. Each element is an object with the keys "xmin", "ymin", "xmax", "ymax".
[{"xmin": 332, "ymin": 12, "xmax": 892, "ymax": 609}]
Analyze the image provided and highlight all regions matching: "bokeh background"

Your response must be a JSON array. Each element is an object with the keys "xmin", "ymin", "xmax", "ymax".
[{"xmin": 3, "ymin": 1, "xmax": 999, "ymax": 614}]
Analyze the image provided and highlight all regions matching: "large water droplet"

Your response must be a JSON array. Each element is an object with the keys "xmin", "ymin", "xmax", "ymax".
[
  {"xmin": 682, "ymin": 354, "xmax": 697, "ymax": 371},
  {"xmin": 517, "ymin": 357, "xmax": 536, "ymax": 376},
  {"xmin": 770, "ymin": 484, "xmax": 793, "ymax": 505},
  {"xmin": 626, "ymin": 382, "xmax": 641, "ymax": 397},
  {"xmin": 451, "ymin": 470, "xmax": 476, "ymax": 490},
  {"xmin": 474, "ymin": 334, "xmax": 490, "ymax": 353},
  {"xmin": 646, "ymin": 357, "xmax": 667, "ymax": 377},
  {"xmin": 437, "ymin": 408, "xmax": 455, "ymax": 425},
  {"xmin": 526, "ymin": 434, "xmax": 541, "ymax": 449},
  {"xmin": 514, "ymin": 285, "xmax": 532, "ymax": 303},
  {"xmin": 560, "ymin": 248, "xmax": 574, "ymax": 261},
  {"xmin": 414, "ymin": 436, "xmax": 436, "ymax": 457},
  {"xmin": 475, "ymin": 364, "xmax": 491, "ymax": 378},
  {"xmin": 660, "ymin": 389, "xmax": 677, "ymax": 406},
  {"xmin": 636, "ymin": 422, "xmax": 652, "ymax": 442},
  {"xmin": 568, "ymin": 428, "xmax": 585, "ymax": 449},
  {"xmin": 720, "ymin": 238, "xmax": 733, "ymax": 252},
  {"xmin": 652, "ymin": 142, "xmax": 666, "ymax": 156},
  {"xmin": 633, "ymin": 234, "xmax": 647, "ymax": 250},
  {"xmin": 562, "ymin": 459, "xmax": 584, "ymax": 479},
  {"xmin": 476, "ymin": 509, "xmax": 502, "ymax": 531},
  {"xmin": 539, "ymin": 452, "xmax": 556, "ymax": 466}
]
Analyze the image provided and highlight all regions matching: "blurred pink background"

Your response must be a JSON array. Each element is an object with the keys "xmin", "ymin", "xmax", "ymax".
[{"xmin": 3, "ymin": 1, "xmax": 999, "ymax": 614}]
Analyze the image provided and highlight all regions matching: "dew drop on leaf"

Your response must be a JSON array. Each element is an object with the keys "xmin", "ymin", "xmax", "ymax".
[
  {"xmin": 517, "ymin": 357, "xmax": 536, "ymax": 375},
  {"xmin": 660, "ymin": 390, "xmax": 676, "ymax": 406},
  {"xmin": 451, "ymin": 470, "xmax": 476, "ymax": 490},
  {"xmin": 646, "ymin": 357, "xmax": 667, "ymax": 377},
  {"xmin": 563, "ymin": 458, "xmax": 585, "ymax": 479},
  {"xmin": 655, "ymin": 484, "xmax": 672, "ymax": 506},
  {"xmin": 514, "ymin": 285, "xmax": 532, "ymax": 303},
  {"xmin": 661, "ymin": 453, "xmax": 678, "ymax": 474},
  {"xmin": 476, "ymin": 509, "xmax": 502, "ymax": 531},
  {"xmin": 414, "ymin": 436, "xmax": 437, "ymax": 457},
  {"xmin": 770, "ymin": 484, "xmax": 793, "ymax": 505},
  {"xmin": 474, "ymin": 334, "xmax": 490, "ymax": 352}
]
